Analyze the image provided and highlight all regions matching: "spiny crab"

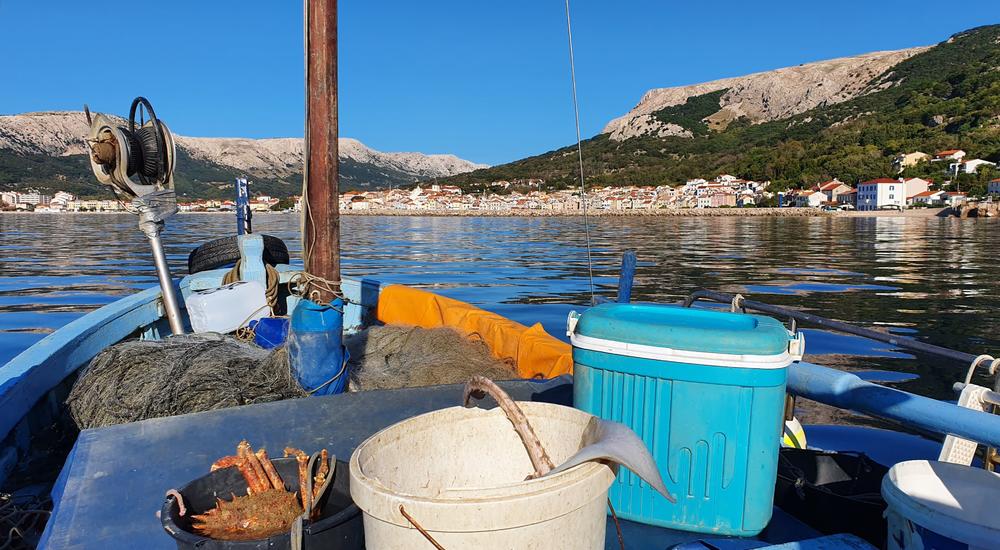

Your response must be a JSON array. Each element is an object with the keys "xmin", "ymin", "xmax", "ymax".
[{"xmin": 173, "ymin": 440, "xmax": 330, "ymax": 541}]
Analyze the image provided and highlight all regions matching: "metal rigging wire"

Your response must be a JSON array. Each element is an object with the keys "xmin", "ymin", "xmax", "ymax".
[{"xmin": 564, "ymin": 0, "xmax": 597, "ymax": 306}]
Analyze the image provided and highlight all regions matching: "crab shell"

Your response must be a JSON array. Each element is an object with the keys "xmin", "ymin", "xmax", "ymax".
[{"xmin": 190, "ymin": 489, "xmax": 303, "ymax": 541}]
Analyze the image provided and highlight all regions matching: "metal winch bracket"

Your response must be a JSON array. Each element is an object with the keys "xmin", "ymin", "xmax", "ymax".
[{"xmin": 84, "ymin": 97, "xmax": 185, "ymax": 335}]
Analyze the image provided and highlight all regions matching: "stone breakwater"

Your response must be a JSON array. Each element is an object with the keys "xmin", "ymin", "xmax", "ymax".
[{"xmin": 340, "ymin": 207, "xmax": 834, "ymax": 218}]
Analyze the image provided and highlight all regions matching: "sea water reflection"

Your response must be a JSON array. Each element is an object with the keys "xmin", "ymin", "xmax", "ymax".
[{"xmin": 1, "ymin": 213, "xmax": 997, "ymax": 406}]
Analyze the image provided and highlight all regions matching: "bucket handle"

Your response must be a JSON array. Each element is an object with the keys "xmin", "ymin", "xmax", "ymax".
[
  {"xmin": 399, "ymin": 504, "xmax": 448, "ymax": 550},
  {"xmin": 463, "ymin": 376, "xmax": 555, "ymax": 477},
  {"xmin": 460, "ymin": 377, "xmax": 627, "ymax": 550}
]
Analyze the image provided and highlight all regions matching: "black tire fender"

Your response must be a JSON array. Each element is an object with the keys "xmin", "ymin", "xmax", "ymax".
[{"xmin": 187, "ymin": 235, "xmax": 290, "ymax": 274}]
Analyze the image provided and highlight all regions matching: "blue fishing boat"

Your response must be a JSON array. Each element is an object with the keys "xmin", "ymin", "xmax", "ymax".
[{"xmin": 3, "ymin": 2, "xmax": 1000, "ymax": 549}]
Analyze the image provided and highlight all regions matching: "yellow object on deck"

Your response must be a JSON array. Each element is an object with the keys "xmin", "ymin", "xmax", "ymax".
[{"xmin": 376, "ymin": 285, "xmax": 574, "ymax": 379}]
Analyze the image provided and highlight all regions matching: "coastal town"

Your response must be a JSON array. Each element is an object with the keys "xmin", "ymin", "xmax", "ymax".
[{"xmin": 3, "ymin": 149, "xmax": 997, "ymax": 214}]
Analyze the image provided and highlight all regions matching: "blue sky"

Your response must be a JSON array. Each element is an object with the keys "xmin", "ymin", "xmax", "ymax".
[{"xmin": 1, "ymin": 1, "xmax": 997, "ymax": 165}]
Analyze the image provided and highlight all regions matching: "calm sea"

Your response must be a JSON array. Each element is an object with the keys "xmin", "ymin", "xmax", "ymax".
[{"xmin": 1, "ymin": 213, "xmax": 998, "ymax": 407}]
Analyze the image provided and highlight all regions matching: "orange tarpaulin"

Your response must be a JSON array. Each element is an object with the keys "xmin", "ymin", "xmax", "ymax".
[{"xmin": 376, "ymin": 285, "xmax": 574, "ymax": 379}]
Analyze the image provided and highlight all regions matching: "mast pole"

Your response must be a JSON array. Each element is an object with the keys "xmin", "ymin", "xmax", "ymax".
[{"xmin": 304, "ymin": 0, "xmax": 340, "ymax": 302}]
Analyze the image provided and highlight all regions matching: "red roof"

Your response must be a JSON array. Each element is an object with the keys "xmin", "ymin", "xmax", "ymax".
[
  {"xmin": 817, "ymin": 180, "xmax": 845, "ymax": 191},
  {"xmin": 860, "ymin": 178, "xmax": 900, "ymax": 185},
  {"xmin": 839, "ymin": 189, "xmax": 857, "ymax": 195},
  {"xmin": 912, "ymin": 190, "xmax": 940, "ymax": 198},
  {"xmin": 935, "ymin": 149, "xmax": 963, "ymax": 156}
]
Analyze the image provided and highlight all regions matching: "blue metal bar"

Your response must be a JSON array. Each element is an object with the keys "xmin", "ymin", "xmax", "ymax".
[
  {"xmin": 235, "ymin": 177, "xmax": 250, "ymax": 235},
  {"xmin": 616, "ymin": 249, "xmax": 636, "ymax": 304},
  {"xmin": 789, "ymin": 362, "xmax": 1000, "ymax": 449}
]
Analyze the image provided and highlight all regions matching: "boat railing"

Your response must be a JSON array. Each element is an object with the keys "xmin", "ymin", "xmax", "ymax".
[
  {"xmin": 683, "ymin": 289, "xmax": 986, "ymax": 374},
  {"xmin": 683, "ymin": 289, "xmax": 1000, "ymax": 453}
]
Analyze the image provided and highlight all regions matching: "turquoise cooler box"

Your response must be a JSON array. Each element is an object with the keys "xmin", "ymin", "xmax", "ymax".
[{"xmin": 569, "ymin": 303, "xmax": 803, "ymax": 536}]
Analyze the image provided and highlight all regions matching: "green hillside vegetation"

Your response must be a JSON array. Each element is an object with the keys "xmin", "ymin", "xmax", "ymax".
[
  {"xmin": 0, "ymin": 148, "xmax": 398, "ymax": 199},
  {"xmin": 444, "ymin": 25, "xmax": 1000, "ymax": 195},
  {"xmin": 653, "ymin": 89, "xmax": 728, "ymax": 136}
]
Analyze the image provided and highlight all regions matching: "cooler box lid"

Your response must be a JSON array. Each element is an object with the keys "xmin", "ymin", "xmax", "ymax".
[{"xmin": 570, "ymin": 303, "xmax": 800, "ymax": 368}]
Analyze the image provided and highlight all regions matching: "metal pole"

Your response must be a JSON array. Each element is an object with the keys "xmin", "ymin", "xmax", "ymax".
[
  {"xmin": 616, "ymin": 249, "xmax": 636, "ymax": 303},
  {"xmin": 235, "ymin": 178, "xmax": 250, "ymax": 235},
  {"xmin": 143, "ymin": 222, "xmax": 185, "ymax": 335},
  {"xmin": 303, "ymin": 0, "xmax": 341, "ymax": 303}
]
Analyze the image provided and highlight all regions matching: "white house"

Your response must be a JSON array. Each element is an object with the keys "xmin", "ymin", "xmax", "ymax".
[
  {"xmin": 934, "ymin": 149, "xmax": 966, "ymax": 162},
  {"xmin": 949, "ymin": 159, "xmax": 995, "ymax": 175},
  {"xmin": 814, "ymin": 179, "xmax": 852, "ymax": 202},
  {"xmin": 910, "ymin": 190, "xmax": 946, "ymax": 206},
  {"xmin": 988, "ymin": 179, "xmax": 1000, "ymax": 196},
  {"xmin": 793, "ymin": 190, "xmax": 825, "ymax": 208},
  {"xmin": 51, "ymin": 191, "xmax": 76, "ymax": 206},
  {"xmin": 944, "ymin": 192, "xmax": 967, "ymax": 207},
  {"xmin": 856, "ymin": 178, "xmax": 906, "ymax": 211},
  {"xmin": 4, "ymin": 191, "xmax": 50, "ymax": 206}
]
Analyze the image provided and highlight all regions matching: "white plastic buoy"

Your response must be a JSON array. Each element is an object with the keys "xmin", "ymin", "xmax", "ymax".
[
  {"xmin": 349, "ymin": 403, "xmax": 616, "ymax": 550},
  {"xmin": 883, "ymin": 460, "xmax": 1000, "ymax": 550}
]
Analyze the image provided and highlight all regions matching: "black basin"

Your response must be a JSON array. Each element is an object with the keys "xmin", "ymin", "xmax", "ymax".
[{"xmin": 160, "ymin": 457, "xmax": 363, "ymax": 550}]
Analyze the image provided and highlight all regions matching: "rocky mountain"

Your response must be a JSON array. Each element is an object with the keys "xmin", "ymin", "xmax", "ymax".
[
  {"xmin": 603, "ymin": 48, "xmax": 928, "ymax": 141},
  {"xmin": 443, "ymin": 25, "xmax": 1000, "ymax": 194},
  {"xmin": 0, "ymin": 111, "xmax": 487, "ymax": 198}
]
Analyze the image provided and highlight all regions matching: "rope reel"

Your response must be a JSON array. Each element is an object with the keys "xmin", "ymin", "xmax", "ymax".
[
  {"xmin": 83, "ymin": 96, "xmax": 185, "ymax": 335},
  {"xmin": 85, "ymin": 97, "xmax": 176, "ymax": 200}
]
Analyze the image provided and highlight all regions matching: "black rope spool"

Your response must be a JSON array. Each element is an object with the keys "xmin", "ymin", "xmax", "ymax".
[
  {"xmin": 136, "ymin": 125, "xmax": 162, "ymax": 178},
  {"xmin": 113, "ymin": 96, "xmax": 169, "ymax": 184},
  {"xmin": 121, "ymin": 129, "xmax": 144, "ymax": 177}
]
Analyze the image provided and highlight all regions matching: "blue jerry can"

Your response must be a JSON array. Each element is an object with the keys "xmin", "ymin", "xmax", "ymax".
[
  {"xmin": 288, "ymin": 297, "xmax": 349, "ymax": 396},
  {"xmin": 569, "ymin": 303, "xmax": 803, "ymax": 536}
]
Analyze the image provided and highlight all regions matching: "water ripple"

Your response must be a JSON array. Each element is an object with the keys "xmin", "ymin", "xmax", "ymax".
[{"xmin": 1, "ymin": 212, "xmax": 998, "ymax": 400}]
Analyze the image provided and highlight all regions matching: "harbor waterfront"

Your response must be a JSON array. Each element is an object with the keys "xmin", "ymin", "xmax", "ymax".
[
  {"xmin": 0, "ymin": 205, "xmax": 955, "ymax": 218},
  {"xmin": 337, "ymin": 207, "xmax": 950, "ymax": 218},
  {"xmin": 5, "ymin": 175, "xmax": 998, "ymax": 216},
  {"xmin": 2, "ymin": 211, "xmax": 998, "ymax": 416}
]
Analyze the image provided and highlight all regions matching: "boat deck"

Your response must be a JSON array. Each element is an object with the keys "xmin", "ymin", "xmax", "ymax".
[{"xmin": 40, "ymin": 378, "xmax": 834, "ymax": 549}]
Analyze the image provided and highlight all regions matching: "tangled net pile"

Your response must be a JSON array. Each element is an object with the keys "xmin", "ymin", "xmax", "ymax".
[
  {"xmin": 67, "ymin": 334, "xmax": 304, "ymax": 430},
  {"xmin": 67, "ymin": 325, "xmax": 517, "ymax": 429},
  {"xmin": 0, "ymin": 492, "xmax": 50, "ymax": 550},
  {"xmin": 346, "ymin": 325, "xmax": 517, "ymax": 391}
]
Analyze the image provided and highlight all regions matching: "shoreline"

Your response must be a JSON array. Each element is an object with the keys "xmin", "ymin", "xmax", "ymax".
[
  {"xmin": 335, "ymin": 207, "xmax": 950, "ymax": 218},
  {"xmin": 0, "ymin": 207, "xmax": 953, "ymax": 218}
]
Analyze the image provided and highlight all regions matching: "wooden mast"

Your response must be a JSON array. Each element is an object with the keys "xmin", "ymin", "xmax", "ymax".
[{"xmin": 304, "ymin": 0, "xmax": 340, "ymax": 302}]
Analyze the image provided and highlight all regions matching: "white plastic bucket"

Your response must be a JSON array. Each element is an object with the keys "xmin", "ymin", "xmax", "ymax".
[
  {"xmin": 882, "ymin": 460, "xmax": 1000, "ymax": 550},
  {"xmin": 349, "ymin": 402, "xmax": 617, "ymax": 549}
]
